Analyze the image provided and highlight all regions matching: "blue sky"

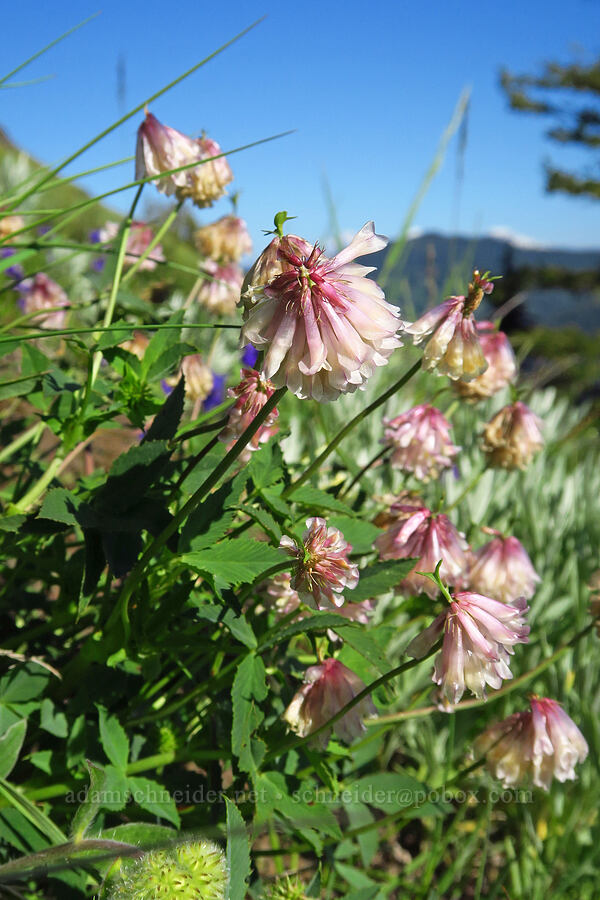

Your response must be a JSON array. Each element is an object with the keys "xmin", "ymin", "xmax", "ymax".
[{"xmin": 2, "ymin": 0, "xmax": 599, "ymax": 254}]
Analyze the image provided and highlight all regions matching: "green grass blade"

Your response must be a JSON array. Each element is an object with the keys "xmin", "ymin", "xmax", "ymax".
[{"xmin": 0, "ymin": 13, "xmax": 100, "ymax": 87}]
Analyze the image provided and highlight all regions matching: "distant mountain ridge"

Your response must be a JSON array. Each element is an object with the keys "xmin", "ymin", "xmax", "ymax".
[{"xmin": 369, "ymin": 232, "xmax": 600, "ymax": 331}]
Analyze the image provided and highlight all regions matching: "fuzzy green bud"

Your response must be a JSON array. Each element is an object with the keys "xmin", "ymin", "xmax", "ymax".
[
  {"xmin": 108, "ymin": 840, "xmax": 227, "ymax": 900},
  {"xmin": 263, "ymin": 876, "xmax": 308, "ymax": 900}
]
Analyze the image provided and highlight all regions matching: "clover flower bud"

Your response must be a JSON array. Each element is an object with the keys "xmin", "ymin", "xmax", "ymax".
[
  {"xmin": 475, "ymin": 696, "xmax": 588, "ymax": 790},
  {"xmin": 407, "ymin": 591, "xmax": 529, "ymax": 706},
  {"xmin": 468, "ymin": 531, "xmax": 540, "ymax": 603},
  {"xmin": 219, "ymin": 367, "xmax": 279, "ymax": 453},
  {"xmin": 240, "ymin": 222, "xmax": 402, "ymax": 401},
  {"xmin": 454, "ymin": 321, "xmax": 517, "ymax": 400},
  {"xmin": 17, "ymin": 273, "xmax": 70, "ymax": 330},
  {"xmin": 263, "ymin": 876, "xmax": 308, "ymax": 899},
  {"xmin": 136, "ymin": 111, "xmax": 233, "ymax": 208},
  {"xmin": 165, "ymin": 354, "xmax": 213, "ymax": 404},
  {"xmin": 283, "ymin": 658, "xmax": 375, "ymax": 748},
  {"xmin": 280, "ymin": 517, "xmax": 359, "ymax": 610},
  {"xmin": 382, "ymin": 404, "xmax": 459, "ymax": 481},
  {"xmin": 482, "ymin": 401, "xmax": 544, "ymax": 470},
  {"xmin": 405, "ymin": 270, "xmax": 496, "ymax": 380},
  {"xmin": 96, "ymin": 221, "xmax": 165, "ymax": 271},
  {"xmin": 375, "ymin": 502, "xmax": 469, "ymax": 598},
  {"xmin": 197, "ymin": 260, "xmax": 243, "ymax": 316},
  {"xmin": 195, "ymin": 215, "xmax": 252, "ymax": 262}
]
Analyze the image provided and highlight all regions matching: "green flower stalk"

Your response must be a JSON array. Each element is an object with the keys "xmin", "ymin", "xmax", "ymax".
[{"xmin": 108, "ymin": 840, "xmax": 227, "ymax": 900}]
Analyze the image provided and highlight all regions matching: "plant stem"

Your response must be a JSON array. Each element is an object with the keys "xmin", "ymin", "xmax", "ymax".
[
  {"xmin": 0, "ymin": 840, "xmax": 142, "ymax": 881},
  {"xmin": 0, "ymin": 422, "xmax": 44, "ymax": 465},
  {"xmin": 107, "ymin": 387, "xmax": 287, "ymax": 637},
  {"xmin": 266, "ymin": 642, "xmax": 439, "ymax": 761},
  {"xmin": 368, "ymin": 623, "xmax": 594, "ymax": 726},
  {"xmin": 120, "ymin": 201, "xmax": 184, "ymax": 285},
  {"xmin": 283, "ymin": 360, "xmax": 421, "ymax": 498},
  {"xmin": 338, "ymin": 446, "xmax": 391, "ymax": 498}
]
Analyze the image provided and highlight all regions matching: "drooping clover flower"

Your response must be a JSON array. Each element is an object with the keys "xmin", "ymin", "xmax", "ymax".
[
  {"xmin": 284, "ymin": 658, "xmax": 375, "ymax": 748},
  {"xmin": 136, "ymin": 111, "xmax": 233, "ymax": 207},
  {"xmin": 121, "ymin": 331, "xmax": 150, "ymax": 361},
  {"xmin": 454, "ymin": 321, "xmax": 517, "ymax": 400},
  {"xmin": 108, "ymin": 839, "xmax": 228, "ymax": 900},
  {"xmin": 219, "ymin": 367, "xmax": 279, "ymax": 452},
  {"xmin": 164, "ymin": 354, "xmax": 213, "ymax": 405},
  {"xmin": 240, "ymin": 222, "xmax": 403, "ymax": 401},
  {"xmin": 263, "ymin": 572, "xmax": 374, "ymax": 638},
  {"xmin": 17, "ymin": 273, "xmax": 70, "ymax": 330},
  {"xmin": 405, "ymin": 269, "xmax": 494, "ymax": 380},
  {"xmin": 195, "ymin": 215, "xmax": 252, "ymax": 262},
  {"xmin": 382, "ymin": 404, "xmax": 459, "ymax": 481},
  {"xmin": 475, "ymin": 697, "xmax": 588, "ymax": 790},
  {"xmin": 482, "ymin": 401, "xmax": 544, "ymax": 470},
  {"xmin": 375, "ymin": 501, "xmax": 470, "ymax": 598},
  {"xmin": 0, "ymin": 212, "xmax": 24, "ymax": 241},
  {"xmin": 94, "ymin": 221, "xmax": 165, "ymax": 271},
  {"xmin": 280, "ymin": 517, "xmax": 359, "ymax": 609},
  {"xmin": 407, "ymin": 590, "xmax": 530, "ymax": 705},
  {"xmin": 197, "ymin": 260, "xmax": 243, "ymax": 316},
  {"xmin": 468, "ymin": 531, "xmax": 540, "ymax": 604}
]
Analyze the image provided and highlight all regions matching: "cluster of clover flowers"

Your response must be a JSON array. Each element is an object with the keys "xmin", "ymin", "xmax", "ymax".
[
  {"xmin": 131, "ymin": 110, "xmax": 590, "ymax": 793},
  {"xmin": 3, "ymin": 109, "xmax": 588, "ymax": 796}
]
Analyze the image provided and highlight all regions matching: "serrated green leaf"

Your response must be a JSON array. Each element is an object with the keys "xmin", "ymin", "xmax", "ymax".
[
  {"xmin": 180, "ymin": 475, "xmax": 245, "ymax": 553},
  {"xmin": 0, "ymin": 720, "xmax": 27, "ymax": 779},
  {"xmin": 350, "ymin": 559, "xmax": 417, "ymax": 603},
  {"xmin": 182, "ymin": 539, "xmax": 283, "ymax": 587},
  {"xmin": 128, "ymin": 776, "xmax": 180, "ymax": 826},
  {"xmin": 38, "ymin": 488, "xmax": 79, "ymax": 526},
  {"xmin": 225, "ymin": 798, "xmax": 251, "ymax": 900},
  {"xmin": 328, "ymin": 516, "xmax": 381, "ymax": 555},
  {"xmin": 191, "ymin": 602, "xmax": 257, "ymax": 649},
  {"xmin": 0, "ymin": 664, "xmax": 50, "ymax": 704},
  {"xmin": 238, "ymin": 504, "xmax": 282, "ymax": 542},
  {"xmin": 248, "ymin": 442, "xmax": 284, "ymax": 489},
  {"xmin": 231, "ymin": 654, "xmax": 267, "ymax": 774},
  {"xmin": 70, "ymin": 760, "xmax": 107, "ymax": 841},
  {"xmin": 96, "ymin": 321, "xmax": 135, "ymax": 351},
  {"xmin": 97, "ymin": 706, "xmax": 129, "ymax": 771},
  {"xmin": 334, "ymin": 625, "xmax": 390, "ymax": 673},
  {"xmin": 258, "ymin": 612, "xmax": 350, "ymax": 651},
  {"xmin": 292, "ymin": 485, "xmax": 354, "ymax": 515}
]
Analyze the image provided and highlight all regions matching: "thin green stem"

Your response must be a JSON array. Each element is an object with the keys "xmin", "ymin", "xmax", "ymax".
[
  {"xmin": 0, "ymin": 839, "xmax": 142, "ymax": 881},
  {"xmin": 87, "ymin": 184, "xmax": 144, "ymax": 393},
  {"xmin": 4, "ymin": 18, "xmax": 265, "ymax": 210},
  {"xmin": 338, "ymin": 446, "xmax": 391, "ymax": 498},
  {"xmin": 282, "ymin": 360, "xmax": 421, "ymax": 498},
  {"xmin": 107, "ymin": 387, "xmax": 287, "ymax": 638},
  {"xmin": 12, "ymin": 452, "xmax": 65, "ymax": 514},
  {"xmin": 368, "ymin": 623, "xmax": 594, "ymax": 726},
  {"xmin": 0, "ymin": 13, "xmax": 99, "ymax": 88},
  {"xmin": 0, "ymin": 322, "xmax": 239, "ymax": 346},
  {"xmin": 0, "ymin": 422, "xmax": 44, "ymax": 465},
  {"xmin": 120, "ymin": 201, "xmax": 184, "ymax": 286},
  {"xmin": 444, "ymin": 468, "xmax": 485, "ymax": 514},
  {"xmin": 266, "ymin": 642, "xmax": 439, "ymax": 761}
]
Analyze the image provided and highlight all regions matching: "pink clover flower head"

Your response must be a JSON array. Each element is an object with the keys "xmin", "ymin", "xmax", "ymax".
[
  {"xmin": 405, "ymin": 270, "xmax": 496, "ymax": 381},
  {"xmin": 195, "ymin": 215, "xmax": 252, "ymax": 263},
  {"xmin": 197, "ymin": 260, "xmax": 243, "ymax": 317},
  {"xmin": 240, "ymin": 222, "xmax": 403, "ymax": 401},
  {"xmin": 98, "ymin": 221, "xmax": 165, "ymax": 271},
  {"xmin": 136, "ymin": 111, "xmax": 233, "ymax": 208},
  {"xmin": 264, "ymin": 572, "xmax": 301, "ymax": 618},
  {"xmin": 382, "ymin": 404, "xmax": 459, "ymax": 481},
  {"xmin": 17, "ymin": 273, "xmax": 70, "ymax": 330},
  {"xmin": 455, "ymin": 321, "xmax": 517, "ymax": 400},
  {"xmin": 407, "ymin": 591, "xmax": 530, "ymax": 706},
  {"xmin": 283, "ymin": 658, "xmax": 375, "ymax": 748},
  {"xmin": 482, "ymin": 401, "xmax": 544, "ymax": 470},
  {"xmin": 280, "ymin": 517, "xmax": 359, "ymax": 610},
  {"xmin": 219, "ymin": 367, "xmax": 279, "ymax": 452},
  {"xmin": 468, "ymin": 532, "xmax": 540, "ymax": 603},
  {"xmin": 375, "ymin": 503, "xmax": 469, "ymax": 598},
  {"xmin": 475, "ymin": 696, "xmax": 588, "ymax": 790}
]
